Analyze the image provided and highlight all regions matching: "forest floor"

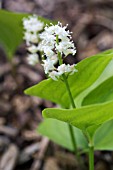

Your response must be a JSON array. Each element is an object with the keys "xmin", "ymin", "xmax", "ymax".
[{"xmin": 1, "ymin": 0, "xmax": 113, "ymax": 169}]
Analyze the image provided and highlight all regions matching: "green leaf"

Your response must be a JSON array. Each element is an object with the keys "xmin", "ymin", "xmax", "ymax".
[
  {"xmin": 0, "ymin": 10, "xmax": 28, "ymax": 59},
  {"xmin": 25, "ymin": 49, "xmax": 113, "ymax": 108},
  {"xmin": 42, "ymin": 100, "xmax": 113, "ymax": 139},
  {"xmin": 76, "ymin": 58, "xmax": 113, "ymax": 107},
  {"xmin": 0, "ymin": 10, "xmax": 54, "ymax": 60},
  {"xmin": 38, "ymin": 119, "xmax": 88, "ymax": 151},
  {"xmin": 38, "ymin": 118, "xmax": 113, "ymax": 151},
  {"xmin": 94, "ymin": 119, "xmax": 113, "ymax": 150},
  {"xmin": 82, "ymin": 76, "xmax": 113, "ymax": 106}
]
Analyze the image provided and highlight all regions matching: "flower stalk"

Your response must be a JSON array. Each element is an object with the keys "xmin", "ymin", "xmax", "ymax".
[
  {"xmin": 63, "ymin": 75, "xmax": 78, "ymax": 154},
  {"xmin": 56, "ymin": 35, "xmax": 77, "ymax": 154},
  {"xmin": 89, "ymin": 145, "xmax": 94, "ymax": 170}
]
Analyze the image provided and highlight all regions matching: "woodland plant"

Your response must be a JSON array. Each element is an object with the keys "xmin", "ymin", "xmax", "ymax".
[
  {"xmin": 22, "ymin": 15, "xmax": 113, "ymax": 170},
  {"xmin": 23, "ymin": 17, "xmax": 78, "ymax": 155}
]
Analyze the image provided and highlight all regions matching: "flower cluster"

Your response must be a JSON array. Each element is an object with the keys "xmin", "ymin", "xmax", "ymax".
[
  {"xmin": 23, "ymin": 15, "xmax": 44, "ymax": 65},
  {"xmin": 39, "ymin": 22, "xmax": 77, "ymax": 80}
]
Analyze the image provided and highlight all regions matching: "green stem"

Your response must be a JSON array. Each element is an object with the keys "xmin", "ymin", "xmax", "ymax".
[
  {"xmin": 56, "ymin": 35, "xmax": 77, "ymax": 155},
  {"xmin": 63, "ymin": 74, "xmax": 77, "ymax": 154},
  {"xmin": 68, "ymin": 124, "xmax": 77, "ymax": 153},
  {"xmin": 62, "ymin": 74, "xmax": 76, "ymax": 108},
  {"xmin": 89, "ymin": 144, "xmax": 94, "ymax": 170}
]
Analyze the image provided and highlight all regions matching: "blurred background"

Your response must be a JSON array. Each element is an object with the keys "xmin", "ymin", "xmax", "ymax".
[{"xmin": 1, "ymin": 0, "xmax": 113, "ymax": 170}]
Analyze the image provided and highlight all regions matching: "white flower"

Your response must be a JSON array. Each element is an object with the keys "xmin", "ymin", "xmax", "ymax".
[
  {"xmin": 39, "ymin": 22, "xmax": 77, "ymax": 80},
  {"xmin": 23, "ymin": 15, "xmax": 44, "ymax": 33},
  {"xmin": 27, "ymin": 45, "xmax": 38, "ymax": 53},
  {"xmin": 38, "ymin": 41, "xmax": 54, "ymax": 53},
  {"xmin": 24, "ymin": 32, "xmax": 38, "ymax": 45},
  {"xmin": 63, "ymin": 48, "xmax": 76, "ymax": 56},
  {"xmin": 55, "ymin": 40, "xmax": 76, "ymax": 56},
  {"xmin": 23, "ymin": 15, "xmax": 44, "ymax": 45},
  {"xmin": 39, "ymin": 22, "xmax": 76, "ymax": 57},
  {"xmin": 42, "ymin": 59, "xmax": 55, "ymax": 74},
  {"xmin": 44, "ymin": 48, "xmax": 55, "ymax": 58},
  {"xmin": 44, "ymin": 23, "xmax": 70, "ymax": 39},
  {"xmin": 49, "ymin": 55, "xmax": 58, "ymax": 64},
  {"xmin": 57, "ymin": 64, "xmax": 67, "ymax": 75},
  {"xmin": 66, "ymin": 64, "xmax": 78, "ymax": 74},
  {"xmin": 40, "ymin": 32, "xmax": 55, "ymax": 44},
  {"xmin": 45, "ymin": 25, "xmax": 56, "ymax": 34},
  {"xmin": 49, "ymin": 71, "xmax": 60, "ymax": 81},
  {"xmin": 27, "ymin": 54, "xmax": 39, "ymax": 65},
  {"xmin": 57, "ymin": 64, "xmax": 77, "ymax": 75},
  {"xmin": 54, "ymin": 24, "xmax": 70, "ymax": 39},
  {"xmin": 23, "ymin": 15, "xmax": 44, "ymax": 65},
  {"xmin": 47, "ymin": 63, "xmax": 77, "ymax": 80},
  {"xmin": 39, "ymin": 32, "xmax": 55, "ymax": 52}
]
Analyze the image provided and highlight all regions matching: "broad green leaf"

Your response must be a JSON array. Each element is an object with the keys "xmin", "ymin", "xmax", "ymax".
[
  {"xmin": 38, "ymin": 119, "xmax": 88, "ymax": 151},
  {"xmin": 82, "ymin": 76, "xmax": 113, "ymax": 106},
  {"xmin": 94, "ymin": 119, "xmax": 113, "ymax": 150},
  {"xmin": 39, "ymin": 119, "xmax": 113, "ymax": 151},
  {"xmin": 0, "ymin": 10, "xmax": 28, "ymax": 59},
  {"xmin": 25, "ymin": 49, "xmax": 113, "ymax": 108},
  {"xmin": 0, "ymin": 10, "xmax": 54, "ymax": 60},
  {"xmin": 42, "ymin": 100, "xmax": 113, "ymax": 139},
  {"xmin": 75, "ymin": 59, "xmax": 113, "ymax": 107}
]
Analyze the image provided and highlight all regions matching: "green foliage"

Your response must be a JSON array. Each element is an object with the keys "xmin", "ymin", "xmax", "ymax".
[
  {"xmin": 38, "ymin": 119, "xmax": 88, "ymax": 151},
  {"xmin": 38, "ymin": 119, "xmax": 113, "ymax": 151},
  {"xmin": 82, "ymin": 76, "xmax": 113, "ymax": 106},
  {"xmin": 94, "ymin": 119, "xmax": 113, "ymax": 150},
  {"xmin": 0, "ymin": 10, "xmax": 54, "ymax": 60},
  {"xmin": 42, "ymin": 100, "xmax": 113, "ymax": 140},
  {"xmin": 25, "ymin": 49, "xmax": 113, "ymax": 108},
  {"xmin": 0, "ymin": 10, "xmax": 27, "ymax": 59},
  {"xmin": 25, "ymin": 49, "xmax": 113, "ymax": 151}
]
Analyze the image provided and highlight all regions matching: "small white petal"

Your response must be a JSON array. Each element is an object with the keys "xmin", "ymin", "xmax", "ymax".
[
  {"xmin": 49, "ymin": 55, "xmax": 58, "ymax": 64},
  {"xmin": 57, "ymin": 64, "xmax": 78, "ymax": 75},
  {"xmin": 44, "ymin": 48, "xmax": 55, "ymax": 58},
  {"xmin": 49, "ymin": 71, "xmax": 60, "ymax": 80},
  {"xmin": 24, "ymin": 32, "xmax": 39, "ymax": 45},
  {"xmin": 27, "ymin": 45, "xmax": 38, "ymax": 53},
  {"xmin": 42, "ymin": 59, "xmax": 55, "ymax": 74},
  {"xmin": 57, "ymin": 64, "xmax": 67, "ymax": 75},
  {"xmin": 27, "ymin": 54, "xmax": 39, "ymax": 65}
]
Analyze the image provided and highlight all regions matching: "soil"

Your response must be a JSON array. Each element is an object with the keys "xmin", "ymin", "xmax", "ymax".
[{"xmin": 1, "ymin": 0, "xmax": 113, "ymax": 169}]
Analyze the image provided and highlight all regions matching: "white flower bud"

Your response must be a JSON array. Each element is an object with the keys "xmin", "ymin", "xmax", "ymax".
[
  {"xmin": 44, "ymin": 48, "xmax": 55, "ymax": 58},
  {"xmin": 49, "ymin": 71, "xmax": 60, "ymax": 81},
  {"xmin": 42, "ymin": 59, "xmax": 55, "ymax": 74},
  {"xmin": 27, "ymin": 54, "xmax": 39, "ymax": 65},
  {"xmin": 27, "ymin": 45, "xmax": 38, "ymax": 53},
  {"xmin": 49, "ymin": 55, "xmax": 58, "ymax": 64},
  {"xmin": 24, "ymin": 32, "xmax": 39, "ymax": 45},
  {"xmin": 57, "ymin": 64, "xmax": 77, "ymax": 75}
]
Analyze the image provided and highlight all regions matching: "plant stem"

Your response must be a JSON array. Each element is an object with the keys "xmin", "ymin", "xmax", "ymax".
[
  {"xmin": 89, "ymin": 144, "xmax": 94, "ymax": 170},
  {"xmin": 62, "ymin": 74, "xmax": 77, "ymax": 154},
  {"xmin": 56, "ymin": 35, "xmax": 77, "ymax": 155},
  {"xmin": 62, "ymin": 74, "xmax": 76, "ymax": 108},
  {"xmin": 68, "ymin": 122, "xmax": 77, "ymax": 153}
]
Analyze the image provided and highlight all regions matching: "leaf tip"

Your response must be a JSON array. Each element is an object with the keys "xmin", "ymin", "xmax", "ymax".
[
  {"xmin": 42, "ymin": 109, "xmax": 49, "ymax": 118},
  {"xmin": 24, "ymin": 88, "xmax": 30, "ymax": 95}
]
